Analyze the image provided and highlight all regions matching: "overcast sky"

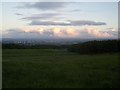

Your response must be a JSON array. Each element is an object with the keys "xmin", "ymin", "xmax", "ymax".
[{"xmin": 1, "ymin": 2, "xmax": 118, "ymax": 39}]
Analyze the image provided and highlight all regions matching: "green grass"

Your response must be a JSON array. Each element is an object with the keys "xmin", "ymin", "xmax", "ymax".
[{"xmin": 2, "ymin": 49, "xmax": 119, "ymax": 88}]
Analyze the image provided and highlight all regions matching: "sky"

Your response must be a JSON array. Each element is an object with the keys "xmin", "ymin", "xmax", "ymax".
[{"xmin": 1, "ymin": 2, "xmax": 118, "ymax": 39}]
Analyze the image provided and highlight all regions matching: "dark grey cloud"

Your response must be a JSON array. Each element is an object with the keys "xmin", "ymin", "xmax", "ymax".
[
  {"xmin": 29, "ymin": 20, "xmax": 70, "ymax": 26},
  {"xmin": 6, "ymin": 28, "xmax": 23, "ymax": 33},
  {"xmin": 20, "ymin": 2, "xmax": 66, "ymax": 10},
  {"xmin": 29, "ymin": 20, "xmax": 106, "ymax": 26},
  {"xmin": 106, "ymin": 28, "xmax": 118, "ymax": 36},
  {"xmin": 22, "ymin": 13, "xmax": 60, "ymax": 20},
  {"xmin": 15, "ymin": 13, "xmax": 23, "ymax": 16},
  {"xmin": 71, "ymin": 20, "xmax": 106, "ymax": 26},
  {"xmin": 105, "ymin": 31, "xmax": 118, "ymax": 36}
]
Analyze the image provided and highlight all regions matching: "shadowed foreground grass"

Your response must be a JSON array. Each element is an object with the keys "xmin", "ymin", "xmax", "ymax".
[{"xmin": 2, "ymin": 49, "xmax": 119, "ymax": 88}]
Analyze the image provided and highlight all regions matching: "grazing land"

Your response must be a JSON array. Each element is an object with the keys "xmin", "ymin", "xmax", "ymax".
[{"xmin": 2, "ymin": 49, "xmax": 119, "ymax": 88}]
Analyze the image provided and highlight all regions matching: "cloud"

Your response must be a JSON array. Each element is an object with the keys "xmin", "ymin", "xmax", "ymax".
[
  {"xmin": 105, "ymin": 28, "xmax": 118, "ymax": 36},
  {"xmin": 71, "ymin": 20, "xmax": 106, "ymax": 26},
  {"xmin": 3, "ymin": 27, "xmax": 80, "ymax": 38},
  {"xmin": 107, "ymin": 28, "xmax": 117, "ymax": 31},
  {"xmin": 3, "ymin": 27, "xmax": 117, "ymax": 39},
  {"xmin": 19, "ymin": 2, "xmax": 66, "ymax": 10},
  {"xmin": 15, "ymin": 13, "xmax": 23, "ymax": 16},
  {"xmin": 51, "ymin": 27, "xmax": 80, "ymax": 37},
  {"xmin": 22, "ymin": 27, "xmax": 79, "ymax": 38},
  {"xmin": 29, "ymin": 20, "xmax": 106, "ymax": 26},
  {"xmin": 86, "ymin": 28, "xmax": 112, "ymax": 38},
  {"xmin": 29, "ymin": 20, "xmax": 70, "ymax": 26},
  {"xmin": 22, "ymin": 13, "xmax": 60, "ymax": 20}
]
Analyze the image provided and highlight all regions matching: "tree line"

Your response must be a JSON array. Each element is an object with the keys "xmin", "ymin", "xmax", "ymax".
[
  {"xmin": 2, "ymin": 40, "xmax": 120, "ymax": 54},
  {"xmin": 2, "ymin": 43, "xmax": 68, "ymax": 49}
]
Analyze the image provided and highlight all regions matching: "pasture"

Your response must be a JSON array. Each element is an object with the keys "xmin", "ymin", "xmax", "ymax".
[{"xmin": 2, "ymin": 49, "xmax": 119, "ymax": 88}]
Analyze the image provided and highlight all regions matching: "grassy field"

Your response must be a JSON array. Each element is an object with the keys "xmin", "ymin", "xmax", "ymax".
[{"xmin": 2, "ymin": 49, "xmax": 119, "ymax": 88}]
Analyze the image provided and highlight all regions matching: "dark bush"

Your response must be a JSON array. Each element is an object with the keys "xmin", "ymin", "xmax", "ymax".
[{"xmin": 68, "ymin": 40, "xmax": 120, "ymax": 54}]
